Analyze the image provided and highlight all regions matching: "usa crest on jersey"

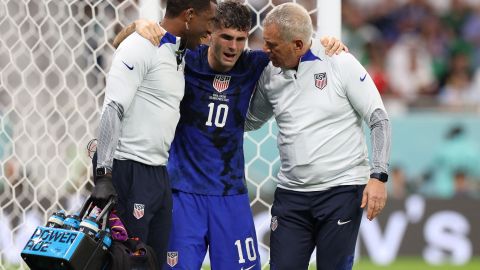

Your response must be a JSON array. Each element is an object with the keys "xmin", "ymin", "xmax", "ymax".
[
  {"xmin": 314, "ymin": 72, "xmax": 327, "ymax": 90},
  {"xmin": 167, "ymin": 251, "xmax": 178, "ymax": 267},
  {"xmin": 271, "ymin": 216, "xmax": 278, "ymax": 231},
  {"xmin": 212, "ymin": 75, "xmax": 231, "ymax": 92},
  {"xmin": 133, "ymin": 203, "xmax": 145, "ymax": 219}
]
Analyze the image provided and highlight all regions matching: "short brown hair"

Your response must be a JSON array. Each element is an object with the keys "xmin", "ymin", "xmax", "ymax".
[{"xmin": 213, "ymin": 1, "xmax": 251, "ymax": 32}]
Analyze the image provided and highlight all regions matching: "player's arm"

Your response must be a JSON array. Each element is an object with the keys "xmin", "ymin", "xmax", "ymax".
[
  {"xmin": 333, "ymin": 53, "xmax": 391, "ymax": 221},
  {"xmin": 113, "ymin": 19, "xmax": 165, "ymax": 48},
  {"xmin": 93, "ymin": 34, "xmax": 153, "ymax": 206},
  {"xmin": 245, "ymin": 72, "xmax": 274, "ymax": 131}
]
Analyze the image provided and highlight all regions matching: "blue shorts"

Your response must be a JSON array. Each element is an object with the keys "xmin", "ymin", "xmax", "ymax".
[
  {"xmin": 269, "ymin": 185, "xmax": 365, "ymax": 270},
  {"xmin": 165, "ymin": 191, "xmax": 260, "ymax": 270}
]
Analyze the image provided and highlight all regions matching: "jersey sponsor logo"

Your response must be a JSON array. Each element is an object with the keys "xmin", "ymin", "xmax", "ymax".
[
  {"xmin": 337, "ymin": 219, "xmax": 352, "ymax": 225},
  {"xmin": 314, "ymin": 72, "xmax": 327, "ymax": 90},
  {"xmin": 360, "ymin": 73, "xmax": 367, "ymax": 81},
  {"xmin": 212, "ymin": 75, "xmax": 231, "ymax": 92},
  {"xmin": 241, "ymin": 264, "xmax": 256, "ymax": 270},
  {"xmin": 271, "ymin": 216, "xmax": 278, "ymax": 231},
  {"xmin": 133, "ymin": 203, "xmax": 145, "ymax": 219},
  {"xmin": 167, "ymin": 251, "xmax": 178, "ymax": 267},
  {"xmin": 122, "ymin": 61, "xmax": 134, "ymax": 70}
]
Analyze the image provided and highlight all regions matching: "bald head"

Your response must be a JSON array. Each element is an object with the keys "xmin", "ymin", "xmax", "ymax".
[{"xmin": 263, "ymin": 3, "xmax": 313, "ymax": 44}]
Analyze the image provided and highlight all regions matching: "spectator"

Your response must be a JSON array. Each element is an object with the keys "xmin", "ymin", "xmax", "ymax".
[
  {"xmin": 438, "ymin": 52, "xmax": 479, "ymax": 109},
  {"xmin": 389, "ymin": 166, "xmax": 407, "ymax": 199},
  {"xmin": 386, "ymin": 34, "xmax": 436, "ymax": 102},
  {"xmin": 430, "ymin": 125, "xmax": 480, "ymax": 198}
]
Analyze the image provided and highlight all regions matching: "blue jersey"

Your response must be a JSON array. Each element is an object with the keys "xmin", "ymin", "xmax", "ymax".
[{"xmin": 167, "ymin": 45, "xmax": 269, "ymax": 195}]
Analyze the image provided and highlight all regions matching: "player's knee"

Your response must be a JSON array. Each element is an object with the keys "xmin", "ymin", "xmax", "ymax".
[
  {"xmin": 335, "ymin": 255, "xmax": 354, "ymax": 270},
  {"xmin": 316, "ymin": 254, "xmax": 354, "ymax": 270},
  {"xmin": 270, "ymin": 258, "xmax": 309, "ymax": 270}
]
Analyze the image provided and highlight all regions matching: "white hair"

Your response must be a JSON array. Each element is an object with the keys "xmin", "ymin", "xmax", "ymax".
[{"xmin": 263, "ymin": 3, "xmax": 313, "ymax": 43}]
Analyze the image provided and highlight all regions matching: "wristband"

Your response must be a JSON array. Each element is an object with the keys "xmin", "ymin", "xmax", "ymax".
[{"xmin": 370, "ymin": 172, "xmax": 388, "ymax": 183}]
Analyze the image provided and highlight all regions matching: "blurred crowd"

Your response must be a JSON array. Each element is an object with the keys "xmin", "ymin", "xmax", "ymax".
[
  {"xmin": 338, "ymin": 0, "xmax": 480, "ymax": 200},
  {"xmin": 341, "ymin": 0, "xmax": 480, "ymax": 113},
  {"xmin": 388, "ymin": 124, "xmax": 480, "ymax": 200}
]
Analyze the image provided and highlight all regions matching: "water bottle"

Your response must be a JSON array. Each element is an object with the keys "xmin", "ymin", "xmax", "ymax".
[
  {"xmin": 98, "ymin": 229, "xmax": 112, "ymax": 250},
  {"xmin": 79, "ymin": 216, "xmax": 100, "ymax": 239},
  {"xmin": 46, "ymin": 210, "xmax": 66, "ymax": 228},
  {"xmin": 63, "ymin": 213, "xmax": 81, "ymax": 230}
]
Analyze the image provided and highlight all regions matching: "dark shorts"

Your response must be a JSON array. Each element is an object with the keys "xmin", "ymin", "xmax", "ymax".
[
  {"xmin": 269, "ymin": 185, "xmax": 365, "ymax": 270},
  {"xmin": 93, "ymin": 154, "xmax": 172, "ymax": 269}
]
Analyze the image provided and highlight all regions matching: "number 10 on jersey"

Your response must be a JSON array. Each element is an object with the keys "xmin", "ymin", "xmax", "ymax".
[
  {"xmin": 205, "ymin": 102, "xmax": 229, "ymax": 127},
  {"xmin": 235, "ymin": 237, "xmax": 257, "ymax": 263}
]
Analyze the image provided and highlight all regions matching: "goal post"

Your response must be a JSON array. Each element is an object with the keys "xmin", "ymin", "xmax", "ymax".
[{"xmin": 317, "ymin": 0, "xmax": 341, "ymax": 38}]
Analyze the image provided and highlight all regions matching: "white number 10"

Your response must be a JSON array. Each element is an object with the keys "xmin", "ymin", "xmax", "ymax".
[
  {"xmin": 205, "ymin": 103, "xmax": 229, "ymax": 127},
  {"xmin": 235, "ymin": 237, "xmax": 257, "ymax": 263}
]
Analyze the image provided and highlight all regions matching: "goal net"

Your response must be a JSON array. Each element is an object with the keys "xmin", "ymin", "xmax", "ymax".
[{"xmin": 0, "ymin": 0, "xmax": 324, "ymax": 268}]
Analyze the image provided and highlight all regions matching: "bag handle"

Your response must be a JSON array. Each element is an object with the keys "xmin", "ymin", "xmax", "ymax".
[{"xmin": 78, "ymin": 196, "xmax": 116, "ymax": 230}]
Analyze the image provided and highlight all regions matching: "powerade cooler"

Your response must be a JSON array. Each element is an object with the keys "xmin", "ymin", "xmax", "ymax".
[{"xmin": 21, "ymin": 197, "xmax": 114, "ymax": 270}]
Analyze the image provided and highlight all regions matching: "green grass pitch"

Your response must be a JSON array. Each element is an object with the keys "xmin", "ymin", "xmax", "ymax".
[{"xmin": 199, "ymin": 257, "xmax": 480, "ymax": 270}]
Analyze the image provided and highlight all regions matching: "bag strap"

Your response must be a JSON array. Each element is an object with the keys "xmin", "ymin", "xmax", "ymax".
[{"xmin": 77, "ymin": 196, "xmax": 115, "ymax": 231}]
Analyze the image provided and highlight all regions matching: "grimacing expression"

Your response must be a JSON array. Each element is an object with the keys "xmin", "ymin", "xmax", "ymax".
[
  {"xmin": 262, "ymin": 23, "xmax": 298, "ymax": 68},
  {"xmin": 210, "ymin": 26, "xmax": 248, "ymax": 72},
  {"xmin": 187, "ymin": 2, "xmax": 217, "ymax": 50}
]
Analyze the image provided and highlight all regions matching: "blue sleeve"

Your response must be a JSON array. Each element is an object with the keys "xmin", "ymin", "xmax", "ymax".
[{"xmin": 244, "ymin": 49, "xmax": 269, "ymax": 70}]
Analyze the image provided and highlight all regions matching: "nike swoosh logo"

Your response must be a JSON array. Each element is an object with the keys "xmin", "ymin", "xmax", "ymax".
[
  {"xmin": 360, "ymin": 73, "xmax": 367, "ymax": 81},
  {"xmin": 241, "ymin": 264, "xmax": 256, "ymax": 270},
  {"xmin": 337, "ymin": 219, "xmax": 352, "ymax": 225},
  {"xmin": 122, "ymin": 61, "xmax": 134, "ymax": 70}
]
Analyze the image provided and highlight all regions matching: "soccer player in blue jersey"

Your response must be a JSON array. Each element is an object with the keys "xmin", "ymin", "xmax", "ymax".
[
  {"xmin": 91, "ymin": 0, "xmax": 217, "ymax": 268},
  {"xmin": 113, "ymin": 1, "xmax": 346, "ymax": 269},
  {"xmin": 165, "ymin": 4, "xmax": 265, "ymax": 268}
]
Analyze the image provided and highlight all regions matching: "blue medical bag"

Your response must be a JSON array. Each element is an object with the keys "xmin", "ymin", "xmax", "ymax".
[{"xmin": 21, "ymin": 197, "xmax": 114, "ymax": 270}]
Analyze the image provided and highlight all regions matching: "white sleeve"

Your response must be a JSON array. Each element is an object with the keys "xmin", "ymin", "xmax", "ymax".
[
  {"xmin": 103, "ymin": 32, "xmax": 154, "ymax": 113},
  {"xmin": 332, "ymin": 52, "xmax": 386, "ymax": 124},
  {"xmin": 96, "ymin": 33, "xmax": 154, "ymax": 169},
  {"xmin": 245, "ymin": 70, "xmax": 274, "ymax": 131},
  {"xmin": 332, "ymin": 53, "xmax": 391, "ymax": 173}
]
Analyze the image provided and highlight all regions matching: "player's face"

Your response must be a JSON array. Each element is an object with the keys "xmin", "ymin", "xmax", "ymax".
[
  {"xmin": 262, "ymin": 24, "xmax": 298, "ymax": 68},
  {"xmin": 186, "ymin": 2, "xmax": 217, "ymax": 50},
  {"xmin": 208, "ymin": 26, "xmax": 248, "ymax": 72}
]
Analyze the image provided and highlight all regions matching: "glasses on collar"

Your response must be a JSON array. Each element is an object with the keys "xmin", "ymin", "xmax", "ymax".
[{"xmin": 175, "ymin": 42, "xmax": 187, "ymax": 71}]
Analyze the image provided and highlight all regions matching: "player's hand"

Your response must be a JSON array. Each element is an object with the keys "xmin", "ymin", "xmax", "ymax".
[
  {"xmin": 135, "ymin": 19, "xmax": 166, "ymax": 47},
  {"xmin": 360, "ymin": 178, "xmax": 387, "ymax": 221},
  {"xmin": 320, "ymin": 36, "xmax": 349, "ymax": 56},
  {"xmin": 91, "ymin": 174, "xmax": 117, "ymax": 208}
]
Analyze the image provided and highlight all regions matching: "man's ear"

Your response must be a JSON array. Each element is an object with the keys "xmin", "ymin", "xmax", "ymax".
[
  {"xmin": 184, "ymin": 8, "xmax": 194, "ymax": 22},
  {"xmin": 294, "ymin": 39, "xmax": 304, "ymax": 52}
]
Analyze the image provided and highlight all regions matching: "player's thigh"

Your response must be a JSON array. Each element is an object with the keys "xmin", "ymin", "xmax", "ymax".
[
  {"xmin": 165, "ymin": 191, "xmax": 208, "ymax": 269},
  {"xmin": 110, "ymin": 160, "xmax": 163, "ymax": 241},
  {"xmin": 208, "ymin": 194, "xmax": 261, "ymax": 270},
  {"xmin": 146, "ymin": 167, "xmax": 173, "ymax": 267},
  {"xmin": 314, "ymin": 185, "xmax": 364, "ymax": 270},
  {"xmin": 270, "ymin": 188, "xmax": 315, "ymax": 270}
]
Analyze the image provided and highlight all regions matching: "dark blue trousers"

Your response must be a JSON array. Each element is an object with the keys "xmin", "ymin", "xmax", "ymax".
[
  {"xmin": 93, "ymin": 154, "xmax": 172, "ymax": 269},
  {"xmin": 269, "ymin": 185, "xmax": 365, "ymax": 270}
]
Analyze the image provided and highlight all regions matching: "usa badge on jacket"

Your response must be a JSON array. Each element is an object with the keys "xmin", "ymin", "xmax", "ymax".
[
  {"xmin": 133, "ymin": 203, "xmax": 145, "ymax": 219},
  {"xmin": 314, "ymin": 72, "xmax": 327, "ymax": 90}
]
